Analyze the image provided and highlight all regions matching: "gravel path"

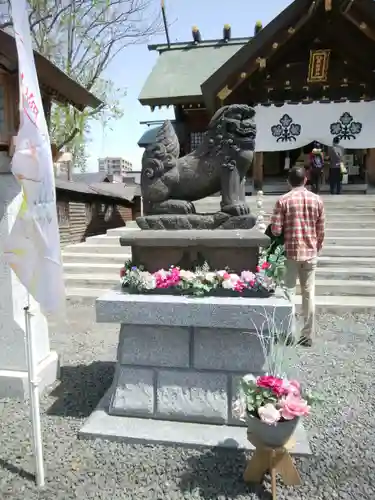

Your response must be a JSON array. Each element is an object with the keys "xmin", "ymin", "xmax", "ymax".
[{"xmin": 0, "ymin": 297, "xmax": 374, "ymax": 499}]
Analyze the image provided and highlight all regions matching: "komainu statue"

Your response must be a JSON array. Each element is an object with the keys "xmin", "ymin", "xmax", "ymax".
[{"xmin": 137, "ymin": 104, "xmax": 257, "ymax": 230}]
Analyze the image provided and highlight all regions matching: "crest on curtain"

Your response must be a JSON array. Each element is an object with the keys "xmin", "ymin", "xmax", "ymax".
[
  {"xmin": 271, "ymin": 114, "xmax": 302, "ymax": 142},
  {"xmin": 330, "ymin": 112, "xmax": 362, "ymax": 141}
]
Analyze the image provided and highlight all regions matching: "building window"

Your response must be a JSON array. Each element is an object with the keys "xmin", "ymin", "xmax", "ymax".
[
  {"xmin": 57, "ymin": 201, "xmax": 69, "ymax": 227},
  {"xmin": 104, "ymin": 205, "xmax": 114, "ymax": 222},
  {"xmin": 190, "ymin": 132, "xmax": 204, "ymax": 151}
]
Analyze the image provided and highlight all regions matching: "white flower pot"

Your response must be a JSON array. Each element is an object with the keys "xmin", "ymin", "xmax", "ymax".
[{"xmin": 247, "ymin": 414, "xmax": 299, "ymax": 448}]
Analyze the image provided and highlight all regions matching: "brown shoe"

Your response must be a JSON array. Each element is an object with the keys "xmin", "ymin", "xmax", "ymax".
[{"xmin": 297, "ymin": 336, "xmax": 312, "ymax": 347}]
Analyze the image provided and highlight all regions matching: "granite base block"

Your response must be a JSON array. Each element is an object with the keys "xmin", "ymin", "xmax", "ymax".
[
  {"xmin": 110, "ymin": 367, "xmax": 154, "ymax": 417},
  {"xmin": 79, "ymin": 389, "xmax": 312, "ymax": 455},
  {"xmin": 193, "ymin": 327, "xmax": 267, "ymax": 372},
  {"xmin": 118, "ymin": 324, "xmax": 190, "ymax": 368},
  {"xmin": 156, "ymin": 370, "xmax": 228, "ymax": 423}
]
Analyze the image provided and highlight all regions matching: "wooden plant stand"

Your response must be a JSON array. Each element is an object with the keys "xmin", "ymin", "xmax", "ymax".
[{"xmin": 243, "ymin": 432, "xmax": 302, "ymax": 500}]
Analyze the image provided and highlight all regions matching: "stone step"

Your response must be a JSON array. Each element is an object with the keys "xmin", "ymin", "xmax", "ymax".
[
  {"xmin": 62, "ymin": 264, "xmax": 375, "ymax": 282},
  {"xmin": 63, "ymin": 244, "xmax": 131, "ymax": 254},
  {"xmin": 62, "ymin": 252, "xmax": 128, "ymax": 263},
  {"xmin": 106, "ymin": 226, "xmax": 375, "ymax": 237},
  {"xmin": 321, "ymin": 245, "xmax": 375, "ymax": 257},
  {"xmin": 62, "ymin": 244, "xmax": 374, "ymax": 259},
  {"xmin": 62, "ymin": 254, "xmax": 375, "ymax": 268},
  {"xmin": 310, "ymin": 280, "xmax": 375, "ymax": 296},
  {"xmin": 65, "ymin": 288, "xmax": 375, "ymax": 312},
  {"xmin": 106, "ymin": 226, "xmax": 141, "ymax": 236},
  {"xmin": 65, "ymin": 274, "xmax": 120, "ymax": 288},
  {"xmin": 64, "ymin": 273, "xmax": 375, "ymax": 297},
  {"xmin": 318, "ymin": 256, "xmax": 375, "ymax": 267},
  {"xmin": 324, "ymin": 237, "xmax": 375, "ymax": 247},
  {"xmin": 63, "ymin": 262, "xmax": 124, "ymax": 274},
  {"xmin": 315, "ymin": 267, "xmax": 375, "ymax": 280},
  {"xmin": 85, "ymin": 234, "xmax": 375, "ymax": 248}
]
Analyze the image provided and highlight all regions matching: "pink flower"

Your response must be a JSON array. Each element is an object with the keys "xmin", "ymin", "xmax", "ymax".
[
  {"xmin": 258, "ymin": 403, "xmax": 281, "ymax": 425},
  {"xmin": 261, "ymin": 261, "xmax": 271, "ymax": 270},
  {"xmin": 287, "ymin": 380, "xmax": 301, "ymax": 396},
  {"xmin": 241, "ymin": 270, "xmax": 255, "ymax": 282},
  {"xmin": 280, "ymin": 394, "xmax": 310, "ymax": 420},
  {"xmin": 233, "ymin": 280, "xmax": 246, "ymax": 292},
  {"xmin": 257, "ymin": 375, "xmax": 287, "ymax": 397}
]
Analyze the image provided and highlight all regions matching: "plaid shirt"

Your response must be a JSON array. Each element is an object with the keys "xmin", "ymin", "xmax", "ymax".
[{"xmin": 270, "ymin": 187, "xmax": 325, "ymax": 261}]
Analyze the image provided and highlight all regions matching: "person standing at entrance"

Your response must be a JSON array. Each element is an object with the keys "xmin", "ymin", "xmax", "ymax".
[
  {"xmin": 309, "ymin": 142, "xmax": 324, "ymax": 194},
  {"xmin": 328, "ymin": 137, "xmax": 345, "ymax": 194},
  {"xmin": 270, "ymin": 166, "xmax": 325, "ymax": 347}
]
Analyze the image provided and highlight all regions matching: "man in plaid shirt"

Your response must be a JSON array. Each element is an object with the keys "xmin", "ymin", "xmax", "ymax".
[{"xmin": 271, "ymin": 166, "xmax": 325, "ymax": 347}]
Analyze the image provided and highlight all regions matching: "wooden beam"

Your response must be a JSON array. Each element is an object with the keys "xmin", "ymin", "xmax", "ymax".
[
  {"xmin": 343, "ymin": 11, "xmax": 375, "ymax": 43},
  {"xmin": 216, "ymin": 6, "xmax": 316, "ymax": 107},
  {"xmin": 325, "ymin": 0, "xmax": 332, "ymax": 11}
]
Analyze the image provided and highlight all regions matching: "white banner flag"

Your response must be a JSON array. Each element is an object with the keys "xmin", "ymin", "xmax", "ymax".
[{"xmin": 4, "ymin": 0, "xmax": 65, "ymax": 313}]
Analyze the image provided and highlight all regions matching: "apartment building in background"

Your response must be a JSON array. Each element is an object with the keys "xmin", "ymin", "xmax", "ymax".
[{"xmin": 98, "ymin": 156, "xmax": 133, "ymax": 176}]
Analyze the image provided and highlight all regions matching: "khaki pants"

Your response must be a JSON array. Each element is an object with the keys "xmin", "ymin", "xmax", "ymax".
[{"xmin": 284, "ymin": 258, "xmax": 317, "ymax": 339}]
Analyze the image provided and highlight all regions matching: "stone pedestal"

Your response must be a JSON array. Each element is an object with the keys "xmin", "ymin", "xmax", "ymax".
[
  {"xmin": 96, "ymin": 291, "xmax": 292, "ymax": 426},
  {"xmin": 79, "ymin": 290, "xmax": 311, "ymax": 452},
  {"xmin": 120, "ymin": 228, "xmax": 269, "ymax": 273},
  {"xmin": 0, "ymin": 172, "xmax": 59, "ymax": 399}
]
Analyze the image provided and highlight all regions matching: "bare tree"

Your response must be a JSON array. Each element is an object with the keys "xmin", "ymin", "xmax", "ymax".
[{"xmin": 0, "ymin": 0, "xmax": 161, "ymax": 169}]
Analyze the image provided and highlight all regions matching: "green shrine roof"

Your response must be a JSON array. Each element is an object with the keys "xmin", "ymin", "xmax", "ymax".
[{"xmin": 139, "ymin": 38, "xmax": 250, "ymax": 106}]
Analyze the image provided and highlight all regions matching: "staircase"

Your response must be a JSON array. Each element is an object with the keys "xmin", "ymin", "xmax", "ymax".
[{"xmin": 63, "ymin": 195, "xmax": 375, "ymax": 311}]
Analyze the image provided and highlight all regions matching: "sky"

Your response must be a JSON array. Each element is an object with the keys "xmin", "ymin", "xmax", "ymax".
[{"xmin": 86, "ymin": 0, "xmax": 292, "ymax": 172}]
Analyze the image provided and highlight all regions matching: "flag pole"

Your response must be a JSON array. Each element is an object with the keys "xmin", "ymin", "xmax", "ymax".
[{"xmin": 24, "ymin": 300, "xmax": 45, "ymax": 487}]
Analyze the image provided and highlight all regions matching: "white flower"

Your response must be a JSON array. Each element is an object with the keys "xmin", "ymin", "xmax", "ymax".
[
  {"xmin": 258, "ymin": 403, "xmax": 281, "ymax": 425},
  {"xmin": 216, "ymin": 270, "xmax": 227, "ymax": 278},
  {"xmin": 228, "ymin": 273, "xmax": 240, "ymax": 281},
  {"xmin": 222, "ymin": 279, "xmax": 235, "ymax": 289},
  {"xmin": 232, "ymin": 398, "xmax": 247, "ymax": 421},
  {"xmin": 179, "ymin": 270, "xmax": 195, "ymax": 280},
  {"xmin": 243, "ymin": 374, "xmax": 257, "ymax": 384},
  {"xmin": 139, "ymin": 271, "xmax": 156, "ymax": 290},
  {"xmin": 204, "ymin": 272, "xmax": 216, "ymax": 283}
]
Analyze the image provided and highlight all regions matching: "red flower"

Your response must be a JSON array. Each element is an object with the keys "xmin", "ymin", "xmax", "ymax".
[
  {"xmin": 256, "ymin": 375, "xmax": 287, "ymax": 397},
  {"xmin": 261, "ymin": 261, "xmax": 271, "ymax": 270},
  {"xmin": 120, "ymin": 267, "xmax": 126, "ymax": 278},
  {"xmin": 256, "ymin": 265, "xmax": 260, "ymax": 273}
]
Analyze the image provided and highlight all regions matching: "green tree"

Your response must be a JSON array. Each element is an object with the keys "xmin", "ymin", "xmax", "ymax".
[{"xmin": 0, "ymin": 0, "xmax": 160, "ymax": 171}]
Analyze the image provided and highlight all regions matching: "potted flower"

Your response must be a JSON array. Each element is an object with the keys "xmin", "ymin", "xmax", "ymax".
[{"xmin": 233, "ymin": 374, "xmax": 313, "ymax": 448}]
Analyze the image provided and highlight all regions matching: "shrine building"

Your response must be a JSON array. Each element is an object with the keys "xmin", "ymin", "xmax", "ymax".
[{"xmin": 138, "ymin": 0, "xmax": 375, "ymax": 193}]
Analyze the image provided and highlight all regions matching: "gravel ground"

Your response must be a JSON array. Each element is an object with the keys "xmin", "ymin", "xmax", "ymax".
[{"xmin": 0, "ymin": 297, "xmax": 374, "ymax": 500}]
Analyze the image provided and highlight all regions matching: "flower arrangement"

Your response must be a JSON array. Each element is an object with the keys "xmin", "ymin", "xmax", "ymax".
[
  {"xmin": 233, "ymin": 374, "xmax": 312, "ymax": 425},
  {"xmin": 232, "ymin": 310, "xmax": 319, "ymax": 433},
  {"xmin": 120, "ymin": 260, "xmax": 276, "ymax": 297}
]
